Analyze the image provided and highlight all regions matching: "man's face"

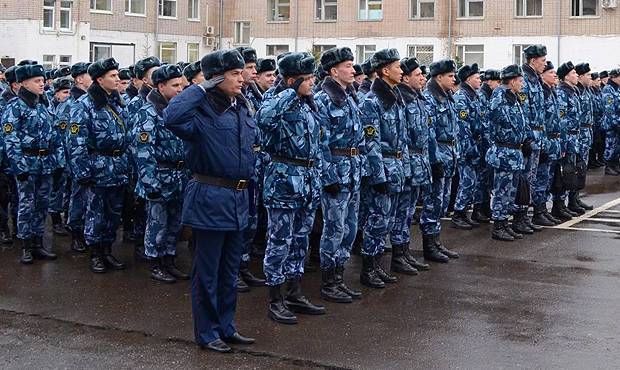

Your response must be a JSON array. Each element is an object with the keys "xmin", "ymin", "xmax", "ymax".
[
  {"xmin": 0, "ymin": 72, "xmax": 5, "ymax": 81},
  {"xmin": 158, "ymin": 77, "xmax": 184, "ymax": 101},
  {"xmin": 132, "ymin": 77, "xmax": 143, "ymax": 89},
  {"xmin": 192, "ymin": 71, "xmax": 205, "ymax": 85},
  {"xmin": 354, "ymin": 74, "xmax": 365, "ymax": 84},
  {"xmin": 436, "ymin": 72, "xmax": 456, "ymax": 91},
  {"xmin": 510, "ymin": 76, "xmax": 524, "ymax": 92},
  {"xmin": 467, "ymin": 73, "xmax": 482, "ymax": 90},
  {"xmin": 578, "ymin": 72, "xmax": 592, "ymax": 87},
  {"xmin": 613, "ymin": 76, "xmax": 620, "ymax": 86},
  {"xmin": 331, "ymin": 61, "xmax": 355, "ymax": 86},
  {"xmin": 22, "ymin": 76, "xmax": 45, "ymax": 95},
  {"xmin": 565, "ymin": 69, "xmax": 579, "ymax": 85},
  {"xmin": 541, "ymin": 69, "xmax": 558, "ymax": 86},
  {"xmin": 143, "ymin": 66, "xmax": 159, "ymax": 87},
  {"xmin": 76, "ymin": 73, "xmax": 93, "ymax": 89},
  {"xmin": 218, "ymin": 69, "xmax": 245, "ymax": 97},
  {"xmin": 242, "ymin": 63, "xmax": 257, "ymax": 85},
  {"xmin": 287, "ymin": 74, "xmax": 315, "ymax": 97},
  {"xmin": 592, "ymin": 78, "xmax": 601, "ymax": 88},
  {"xmin": 97, "ymin": 70, "xmax": 120, "ymax": 92},
  {"xmin": 602, "ymin": 77, "xmax": 609, "ymax": 85},
  {"xmin": 118, "ymin": 79, "xmax": 130, "ymax": 93},
  {"xmin": 530, "ymin": 56, "xmax": 547, "ymax": 74},
  {"xmin": 403, "ymin": 68, "xmax": 423, "ymax": 90},
  {"xmin": 381, "ymin": 61, "xmax": 403, "ymax": 86},
  {"xmin": 54, "ymin": 89, "xmax": 70, "ymax": 102},
  {"xmin": 487, "ymin": 80, "xmax": 500, "ymax": 89},
  {"xmin": 257, "ymin": 71, "xmax": 276, "ymax": 91}
]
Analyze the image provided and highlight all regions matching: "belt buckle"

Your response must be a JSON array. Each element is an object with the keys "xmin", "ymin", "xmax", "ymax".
[
  {"xmin": 113, "ymin": 149, "xmax": 121, "ymax": 157},
  {"xmin": 307, "ymin": 159, "xmax": 315, "ymax": 167},
  {"xmin": 350, "ymin": 148, "xmax": 358, "ymax": 156},
  {"xmin": 38, "ymin": 149, "xmax": 47, "ymax": 156},
  {"xmin": 395, "ymin": 151, "xmax": 402, "ymax": 160},
  {"xmin": 236, "ymin": 179, "xmax": 247, "ymax": 191},
  {"xmin": 177, "ymin": 161, "xmax": 184, "ymax": 170}
]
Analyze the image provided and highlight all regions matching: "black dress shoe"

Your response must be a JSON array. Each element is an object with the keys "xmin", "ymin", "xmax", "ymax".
[
  {"xmin": 236, "ymin": 274, "xmax": 250, "ymax": 293},
  {"xmin": 0, "ymin": 231, "xmax": 13, "ymax": 244},
  {"xmin": 203, "ymin": 339, "xmax": 231, "ymax": 353},
  {"xmin": 223, "ymin": 332, "xmax": 255, "ymax": 345}
]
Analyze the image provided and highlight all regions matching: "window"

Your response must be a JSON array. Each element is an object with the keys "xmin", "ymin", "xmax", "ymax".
[
  {"xmin": 159, "ymin": 42, "xmax": 177, "ymax": 64},
  {"xmin": 458, "ymin": 0, "xmax": 484, "ymax": 18},
  {"xmin": 43, "ymin": 0, "xmax": 55, "ymax": 29},
  {"xmin": 266, "ymin": 45, "xmax": 290, "ymax": 57},
  {"xmin": 316, "ymin": 0, "xmax": 337, "ymax": 21},
  {"xmin": 59, "ymin": 55, "xmax": 72, "ymax": 67},
  {"xmin": 90, "ymin": 43, "xmax": 112, "ymax": 61},
  {"xmin": 359, "ymin": 0, "xmax": 383, "ymax": 20},
  {"xmin": 571, "ymin": 0, "xmax": 598, "ymax": 16},
  {"xmin": 457, "ymin": 45, "xmax": 484, "ymax": 67},
  {"xmin": 125, "ymin": 0, "xmax": 146, "ymax": 15},
  {"xmin": 356, "ymin": 45, "xmax": 376, "ymax": 63},
  {"xmin": 42, "ymin": 55, "xmax": 55, "ymax": 70},
  {"xmin": 60, "ymin": 1, "xmax": 72, "ymax": 30},
  {"xmin": 515, "ymin": 0, "xmax": 542, "ymax": 17},
  {"xmin": 159, "ymin": 0, "xmax": 177, "ymax": 18},
  {"xmin": 313, "ymin": 44, "xmax": 337, "ymax": 55},
  {"xmin": 407, "ymin": 45, "xmax": 434, "ymax": 65},
  {"xmin": 90, "ymin": 0, "xmax": 112, "ymax": 12},
  {"xmin": 513, "ymin": 44, "xmax": 532, "ymax": 65},
  {"xmin": 187, "ymin": 43, "xmax": 200, "ymax": 63},
  {"xmin": 234, "ymin": 21, "xmax": 250, "ymax": 45},
  {"xmin": 410, "ymin": 0, "xmax": 435, "ymax": 19},
  {"xmin": 188, "ymin": 0, "xmax": 200, "ymax": 20},
  {"xmin": 268, "ymin": 0, "xmax": 290, "ymax": 21}
]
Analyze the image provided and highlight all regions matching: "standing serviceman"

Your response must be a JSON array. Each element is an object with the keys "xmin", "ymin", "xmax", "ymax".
[
  {"xmin": 602, "ymin": 69, "xmax": 620, "ymax": 176},
  {"xmin": 572, "ymin": 63, "xmax": 595, "ymax": 212}
]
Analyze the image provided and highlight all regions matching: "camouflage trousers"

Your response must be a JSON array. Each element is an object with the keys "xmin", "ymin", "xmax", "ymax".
[
  {"xmin": 579, "ymin": 126, "xmax": 593, "ymax": 160},
  {"xmin": 357, "ymin": 180, "xmax": 371, "ymax": 232},
  {"xmin": 319, "ymin": 190, "xmax": 360, "ymax": 270},
  {"xmin": 0, "ymin": 173, "xmax": 18, "ymax": 233},
  {"xmin": 362, "ymin": 188, "xmax": 400, "ymax": 256},
  {"xmin": 241, "ymin": 179, "xmax": 259, "ymax": 263},
  {"xmin": 552, "ymin": 154, "xmax": 576, "ymax": 201},
  {"xmin": 144, "ymin": 197, "xmax": 182, "ymax": 258},
  {"xmin": 49, "ymin": 172, "xmax": 69, "ymax": 213},
  {"xmin": 491, "ymin": 169, "xmax": 517, "ymax": 221},
  {"xmin": 532, "ymin": 158, "xmax": 553, "ymax": 206},
  {"xmin": 16, "ymin": 174, "xmax": 52, "ymax": 239},
  {"xmin": 473, "ymin": 163, "xmax": 493, "ymax": 205},
  {"xmin": 263, "ymin": 207, "xmax": 316, "ymax": 286},
  {"xmin": 519, "ymin": 150, "xmax": 540, "ymax": 211},
  {"xmin": 84, "ymin": 185, "xmax": 124, "ymax": 246},
  {"xmin": 604, "ymin": 131, "xmax": 619, "ymax": 162},
  {"xmin": 454, "ymin": 161, "xmax": 478, "ymax": 212},
  {"xmin": 390, "ymin": 186, "xmax": 420, "ymax": 246},
  {"xmin": 420, "ymin": 176, "xmax": 452, "ymax": 236},
  {"xmin": 67, "ymin": 182, "xmax": 88, "ymax": 232}
]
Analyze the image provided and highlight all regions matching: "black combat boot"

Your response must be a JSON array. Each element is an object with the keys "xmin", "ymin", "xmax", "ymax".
[
  {"xmin": 90, "ymin": 244, "xmax": 107, "ymax": 273},
  {"xmin": 284, "ymin": 278, "xmax": 325, "ymax": 315},
  {"xmin": 390, "ymin": 244, "xmax": 418, "ymax": 275},
  {"xmin": 492, "ymin": 220, "xmax": 515, "ymax": 242},
  {"xmin": 552, "ymin": 200, "xmax": 573, "ymax": 221},
  {"xmin": 403, "ymin": 245, "xmax": 430, "ymax": 271},
  {"xmin": 237, "ymin": 274, "xmax": 250, "ymax": 292},
  {"xmin": 576, "ymin": 192, "xmax": 593, "ymax": 211},
  {"xmin": 360, "ymin": 254, "xmax": 385, "ymax": 289},
  {"xmin": 451, "ymin": 210, "xmax": 473, "ymax": 230},
  {"xmin": 532, "ymin": 204, "xmax": 555, "ymax": 226},
  {"xmin": 464, "ymin": 207, "xmax": 480, "ymax": 227},
  {"xmin": 374, "ymin": 254, "xmax": 398, "ymax": 283},
  {"xmin": 239, "ymin": 260, "xmax": 265, "ymax": 286},
  {"xmin": 320, "ymin": 268, "xmax": 352, "ymax": 303},
  {"xmin": 150, "ymin": 258, "xmax": 176, "ymax": 283},
  {"xmin": 103, "ymin": 244, "xmax": 126, "ymax": 270},
  {"xmin": 512, "ymin": 211, "xmax": 534, "ymax": 235},
  {"xmin": 19, "ymin": 238, "xmax": 33, "ymax": 264},
  {"xmin": 504, "ymin": 222, "xmax": 523, "ymax": 239},
  {"xmin": 268, "ymin": 285, "xmax": 297, "ymax": 324},
  {"xmin": 335, "ymin": 266, "xmax": 362, "ymax": 299},
  {"xmin": 605, "ymin": 164, "xmax": 619, "ymax": 176},
  {"xmin": 568, "ymin": 192, "xmax": 585, "ymax": 215},
  {"xmin": 524, "ymin": 211, "xmax": 543, "ymax": 232},
  {"xmin": 542, "ymin": 205, "xmax": 561, "ymax": 224},
  {"xmin": 471, "ymin": 203, "xmax": 491, "ymax": 223},
  {"xmin": 31, "ymin": 236, "xmax": 57, "ymax": 260},
  {"xmin": 422, "ymin": 234, "xmax": 448, "ymax": 263},
  {"xmin": 134, "ymin": 238, "xmax": 148, "ymax": 261},
  {"xmin": 0, "ymin": 230, "xmax": 12, "ymax": 244},
  {"xmin": 434, "ymin": 234, "xmax": 459, "ymax": 259},
  {"xmin": 70, "ymin": 230, "xmax": 87, "ymax": 253},
  {"xmin": 162, "ymin": 255, "xmax": 189, "ymax": 280},
  {"xmin": 50, "ymin": 212, "xmax": 68, "ymax": 236}
]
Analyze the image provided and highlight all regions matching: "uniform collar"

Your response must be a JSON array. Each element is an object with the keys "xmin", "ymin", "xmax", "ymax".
[
  {"xmin": 1, "ymin": 87, "xmax": 16, "ymax": 102},
  {"xmin": 322, "ymin": 77, "xmax": 358, "ymax": 107},
  {"xmin": 17, "ymin": 87, "xmax": 40, "ymax": 109},
  {"xmin": 426, "ymin": 78, "xmax": 453, "ymax": 103},
  {"xmin": 481, "ymin": 84, "xmax": 493, "ymax": 100},
  {"xmin": 70, "ymin": 85, "xmax": 87, "ymax": 100},
  {"xmin": 396, "ymin": 83, "xmax": 416, "ymax": 104},
  {"xmin": 87, "ymin": 83, "xmax": 124, "ymax": 110},
  {"xmin": 146, "ymin": 89, "xmax": 168, "ymax": 117},
  {"xmin": 371, "ymin": 77, "xmax": 403, "ymax": 110},
  {"xmin": 459, "ymin": 82, "xmax": 477, "ymax": 99},
  {"xmin": 139, "ymin": 84, "xmax": 151, "ymax": 101}
]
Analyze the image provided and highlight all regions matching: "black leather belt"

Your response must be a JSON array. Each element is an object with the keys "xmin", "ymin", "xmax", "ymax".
[
  {"xmin": 581, "ymin": 124, "xmax": 593, "ymax": 129},
  {"xmin": 437, "ymin": 139, "xmax": 455, "ymax": 146},
  {"xmin": 567, "ymin": 129, "xmax": 580, "ymax": 135},
  {"xmin": 496, "ymin": 142, "xmax": 522, "ymax": 149},
  {"xmin": 158, "ymin": 161, "xmax": 184, "ymax": 170},
  {"xmin": 382, "ymin": 151, "xmax": 403, "ymax": 159},
  {"xmin": 409, "ymin": 148, "xmax": 423, "ymax": 155},
  {"xmin": 331, "ymin": 147, "xmax": 359, "ymax": 157},
  {"xmin": 547, "ymin": 132, "xmax": 561, "ymax": 139},
  {"xmin": 22, "ymin": 148, "xmax": 50, "ymax": 156},
  {"xmin": 88, "ymin": 149, "xmax": 124, "ymax": 157},
  {"xmin": 271, "ymin": 155, "xmax": 315, "ymax": 168},
  {"xmin": 532, "ymin": 125, "xmax": 544, "ymax": 131},
  {"xmin": 192, "ymin": 174, "xmax": 248, "ymax": 190}
]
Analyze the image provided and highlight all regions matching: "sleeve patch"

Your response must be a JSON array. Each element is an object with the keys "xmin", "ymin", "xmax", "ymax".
[
  {"xmin": 139, "ymin": 132, "xmax": 150, "ymax": 143},
  {"xmin": 518, "ymin": 92, "xmax": 527, "ymax": 102},
  {"xmin": 459, "ymin": 110, "xmax": 468, "ymax": 119},
  {"xmin": 559, "ymin": 110, "xmax": 566, "ymax": 118},
  {"xmin": 364, "ymin": 126, "xmax": 376, "ymax": 138},
  {"xmin": 70, "ymin": 123, "xmax": 79, "ymax": 135},
  {"xmin": 59, "ymin": 121, "xmax": 67, "ymax": 130},
  {"xmin": 608, "ymin": 97, "xmax": 614, "ymax": 105},
  {"xmin": 3, "ymin": 123, "xmax": 13, "ymax": 134}
]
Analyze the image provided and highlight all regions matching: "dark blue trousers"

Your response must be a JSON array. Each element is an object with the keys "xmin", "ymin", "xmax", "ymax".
[{"xmin": 191, "ymin": 228, "xmax": 243, "ymax": 345}]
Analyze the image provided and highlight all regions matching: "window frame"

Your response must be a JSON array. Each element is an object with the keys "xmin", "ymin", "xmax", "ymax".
[
  {"xmin": 42, "ymin": 55, "xmax": 56, "ymax": 70},
  {"xmin": 90, "ymin": 43, "xmax": 112, "ymax": 62},
  {"xmin": 187, "ymin": 42, "xmax": 200, "ymax": 63},
  {"xmin": 512, "ymin": 44, "xmax": 532, "ymax": 65},
  {"xmin": 315, "ymin": 0, "xmax": 338, "ymax": 22},
  {"xmin": 266, "ymin": 44, "xmax": 290, "ymax": 58},
  {"xmin": 158, "ymin": 0, "xmax": 178, "ymax": 19},
  {"xmin": 59, "ymin": 0, "xmax": 73, "ymax": 31},
  {"xmin": 358, "ymin": 0, "xmax": 383, "ymax": 21},
  {"xmin": 90, "ymin": 0, "xmax": 113, "ymax": 14},
  {"xmin": 356, "ymin": 45, "xmax": 377, "ymax": 63},
  {"xmin": 188, "ymin": 0, "xmax": 200, "ymax": 21},
  {"xmin": 570, "ymin": 0, "xmax": 600, "ymax": 18},
  {"xmin": 514, "ymin": 0, "xmax": 543, "ymax": 18},
  {"xmin": 159, "ymin": 41, "xmax": 178, "ymax": 64},
  {"xmin": 313, "ymin": 44, "xmax": 338, "ymax": 55},
  {"xmin": 409, "ymin": 0, "xmax": 435, "ymax": 20},
  {"xmin": 125, "ymin": 0, "xmax": 147, "ymax": 16},
  {"xmin": 456, "ymin": 44, "xmax": 485, "ymax": 68},
  {"xmin": 59, "ymin": 55, "xmax": 72, "ymax": 67},
  {"xmin": 407, "ymin": 44, "xmax": 434, "ymax": 66},
  {"xmin": 233, "ymin": 21, "xmax": 251, "ymax": 46},
  {"xmin": 268, "ymin": 0, "xmax": 291, "ymax": 22},
  {"xmin": 43, "ymin": 0, "xmax": 55, "ymax": 30},
  {"xmin": 457, "ymin": 0, "xmax": 485, "ymax": 19}
]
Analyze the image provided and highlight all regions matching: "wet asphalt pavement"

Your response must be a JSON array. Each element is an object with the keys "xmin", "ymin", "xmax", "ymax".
[{"xmin": 1, "ymin": 168, "xmax": 620, "ymax": 369}]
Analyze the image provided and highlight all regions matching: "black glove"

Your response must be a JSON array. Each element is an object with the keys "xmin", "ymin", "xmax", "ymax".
[
  {"xmin": 372, "ymin": 182, "xmax": 388, "ymax": 194},
  {"xmin": 323, "ymin": 183, "xmax": 341, "ymax": 195},
  {"xmin": 431, "ymin": 162, "xmax": 444, "ymax": 181},
  {"xmin": 77, "ymin": 177, "xmax": 94, "ymax": 186},
  {"xmin": 199, "ymin": 75, "xmax": 225, "ymax": 91},
  {"xmin": 147, "ymin": 192, "xmax": 162, "ymax": 200},
  {"xmin": 16, "ymin": 173, "xmax": 29, "ymax": 182},
  {"xmin": 291, "ymin": 77, "xmax": 305, "ymax": 93},
  {"xmin": 522, "ymin": 140, "xmax": 533, "ymax": 158},
  {"xmin": 539, "ymin": 150, "xmax": 549, "ymax": 164}
]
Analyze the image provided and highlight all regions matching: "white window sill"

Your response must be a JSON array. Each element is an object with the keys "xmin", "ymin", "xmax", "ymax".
[
  {"xmin": 125, "ymin": 12, "xmax": 147, "ymax": 18},
  {"xmin": 357, "ymin": 18, "xmax": 384, "ymax": 22},
  {"xmin": 314, "ymin": 19, "xmax": 337, "ymax": 23},
  {"xmin": 514, "ymin": 15, "xmax": 543, "ymax": 19},
  {"xmin": 90, "ymin": 9, "xmax": 113, "ymax": 15},
  {"xmin": 188, "ymin": 18, "xmax": 201, "ymax": 22},
  {"xmin": 569, "ymin": 15, "xmax": 601, "ymax": 19},
  {"xmin": 158, "ymin": 16, "xmax": 178, "ymax": 20},
  {"xmin": 456, "ymin": 16, "xmax": 485, "ymax": 20},
  {"xmin": 408, "ymin": 17, "xmax": 435, "ymax": 21},
  {"xmin": 267, "ymin": 20, "xmax": 290, "ymax": 24}
]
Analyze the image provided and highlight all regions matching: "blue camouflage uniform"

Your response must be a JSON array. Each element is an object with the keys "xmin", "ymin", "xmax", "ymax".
[
  {"xmin": 0, "ymin": 88, "xmax": 19, "ymax": 232},
  {"xmin": 420, "ymin": 78, "xmax": 459, "ymax": 236},
  {"xmin": 133, "ymin": 89, "xmax": 188, "ymax": 259},
  {"xmin": 453, "ymin": 83, "xmax": 483, "ymax": 212},
  {"xmin": 257, "ymin": 83, "xmax": 323, "ymax": 286},
  {"xmin": 576, "ymin": 83, "xmax": 594, "ymax": 163},
  {"xmin": 2, "ymin": 88, "xmax": 64, "ymax": 240},
  {"xmin": 475, "ymin": 84, "xmax": 494, "ymax": 206},
  {"xmin": 602, "ymin": 80, "xmax": 620, "ymax": 163},
  {"xmin": 486, "ymin": 85, "xmax": 527, "ymax": 221},
  {"xmin": 557, "ymin": 82, "xmax": 582, "ymax": 159},
  {"xmin": 69, "ymin": 84, "xmax": 129, "ymax": 247},
  {"xmin": 314, "ymin": 77, "xmax": 364, "ymax": 270},
  {"xmin": 48, "ymin": 96, "xmax": 69, "ymax": 215}
]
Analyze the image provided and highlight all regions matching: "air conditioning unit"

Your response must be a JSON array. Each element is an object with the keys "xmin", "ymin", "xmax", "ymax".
[
  {"xmin": 204, "ymin": 26, "xmax": 215, "ymax": 36},
  {"xmin": 602, "ymin": 0, "xmax": 617, "ymax": 9},
  {"xmin": 203, "ymin": 36, "xmax": 216, "ymax": 47}
]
